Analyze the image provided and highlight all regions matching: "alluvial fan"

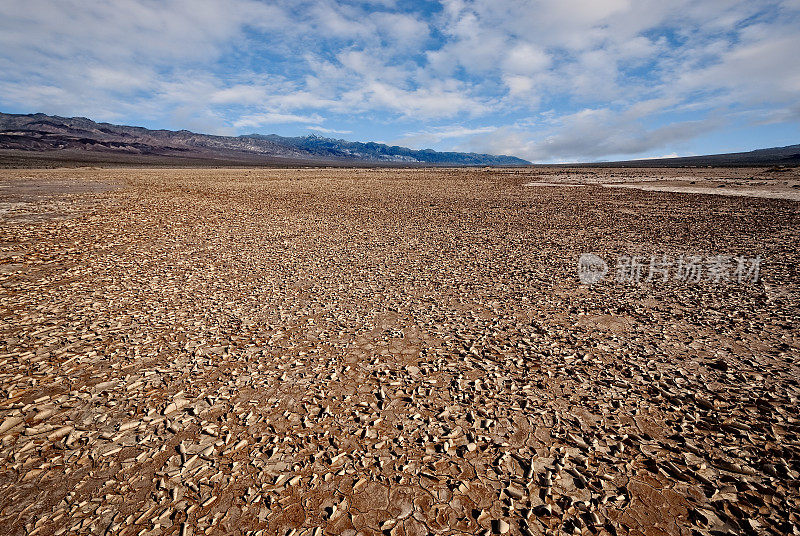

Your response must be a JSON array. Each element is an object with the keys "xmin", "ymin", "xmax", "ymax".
[{"xmin": 0, "ymin": 166, "xmax": 799, "ymax": 536}]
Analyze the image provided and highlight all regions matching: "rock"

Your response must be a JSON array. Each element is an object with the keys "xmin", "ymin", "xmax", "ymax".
[
  {"xmin": 163, "ymin": 397, "xmax": 189, "ymax": 415},
  {"xmin": 0, "ymin": 416, "xmax": 23, "ymax": 434},
  {"xmin": 504, "ymin": 485, "xmax": 525, "ymax": 500},
  {"xmin": 493, "ymin": 519, "xmax": 510, "ymax": 534},
  {"xmin": 48, "ymin": 425, "xmax": 73, "ymax": 441}
]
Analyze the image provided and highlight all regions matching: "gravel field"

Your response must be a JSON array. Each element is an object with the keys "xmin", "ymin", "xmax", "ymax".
[{"xmin": 1, "ymin": 167, "xmax": 799, "ymax": 536}]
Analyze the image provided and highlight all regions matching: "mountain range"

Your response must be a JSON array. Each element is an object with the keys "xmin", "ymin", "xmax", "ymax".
[
  {"xmin": 0, "ymin": 112, "xmax": 530, "ymax": 166},
  {"xmin": 586, "ymin": 145, "xmax": 800, "ymax": 167},
  {"xmin": 2, "ymin": 112, "xmax": 797, "ymax": 168}
]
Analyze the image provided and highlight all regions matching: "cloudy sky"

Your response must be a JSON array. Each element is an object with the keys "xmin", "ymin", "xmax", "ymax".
[{"xmin": 1, "ymin": 0, "xmax": 799, "ymax": 162}]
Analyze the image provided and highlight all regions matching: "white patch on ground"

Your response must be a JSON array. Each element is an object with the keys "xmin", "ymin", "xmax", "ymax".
[
  {"xmin": 523, "ymin": 182, "xmax": 586, "ymax": 187},
  {"xmin": 601, "ymin": 183, "xmax": 800, "ymax": 201}
]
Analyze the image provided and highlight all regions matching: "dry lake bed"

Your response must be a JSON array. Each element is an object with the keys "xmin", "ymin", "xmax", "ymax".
[{"xmin": 1, "ymin": 166, "xmax": 799, "ymax": 536}]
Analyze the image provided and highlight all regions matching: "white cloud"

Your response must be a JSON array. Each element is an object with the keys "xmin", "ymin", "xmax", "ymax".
[
  {"xmin": 0, "ymin": 0, "xmax": 287, "ymax": 65},
  {"xmin": 0, "ymin": 0, "xmax": 293, "ymax": 128},
  {"xmin": 307, "ymin": 126, "xmax": 352, "ymax": 134},
  {"xmin": 360, "ymin": 81, "xmax": 489, "ymax": 118},
  {"xmin": 209, "ymin": 85, "xmax": 270, "ymax": 105},
  {"xmin": 395, "ymin": 125, "xmax": 498, "ymax": 148},
  {"xmin": 502, "ymin": 44, "xmax": 550, "ymax": 76},
  {"xmin": 677, "ymin": 32, "xmax": 800, "ymax": 106},
  {"xmin": 372, "ymin": 12, "xmax": 430, "ymax": 47},
  {"xmin": 86, "ymin": 66, "xmax": 155, "ymax": 92},
  {"xmin": 459, "ymin": 108, "xmax": 725, "ymax": 162},
  {"xmin": 0, "ymin": 0, "xmax": 797, "ymax": 158},
  {"xmin": 234, "ymin": 112, "xmax": 325, "ymax": 128},
  {"xmin": 503, "ymin": 75, "xmax": 535, "ymax": 97},
  {"xmin": 633, "ymin": 152, "xmax": 680, "ymax": 160}
]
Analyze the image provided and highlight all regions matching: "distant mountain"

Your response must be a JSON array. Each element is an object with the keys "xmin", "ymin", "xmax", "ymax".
[
  {"xmin": 0, "ymin": 112, "xmax": 530, "ymax": 166},
  {"xmin": 579, "ymin": 145, "xmax": 800, "ymax": 167}
]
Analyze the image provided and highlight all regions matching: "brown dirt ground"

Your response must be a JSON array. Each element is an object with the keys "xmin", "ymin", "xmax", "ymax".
[{"xmin": 0, "ymin": 167, "xmax": 798, "ymax": 536}]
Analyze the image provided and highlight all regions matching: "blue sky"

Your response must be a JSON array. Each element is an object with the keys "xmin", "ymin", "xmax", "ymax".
[{"xmin": 1, "ymin": 0, "xmax": 799, "ymax": 163}]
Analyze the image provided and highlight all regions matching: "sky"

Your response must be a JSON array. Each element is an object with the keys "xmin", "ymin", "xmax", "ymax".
[{"xmin": 1, "ymin": 1, "xmax": 799, "ymax": 163}]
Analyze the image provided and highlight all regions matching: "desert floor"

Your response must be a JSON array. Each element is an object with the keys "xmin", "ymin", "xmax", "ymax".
[{"xmin": 1, "ymin": 167, "xmax": 799, "ymax": 536}]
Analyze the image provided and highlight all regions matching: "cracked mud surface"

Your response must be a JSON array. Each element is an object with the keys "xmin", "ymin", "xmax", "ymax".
[{"xmin": 1, "ymin": 167, "xmax": 799, "ymax": 536}]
